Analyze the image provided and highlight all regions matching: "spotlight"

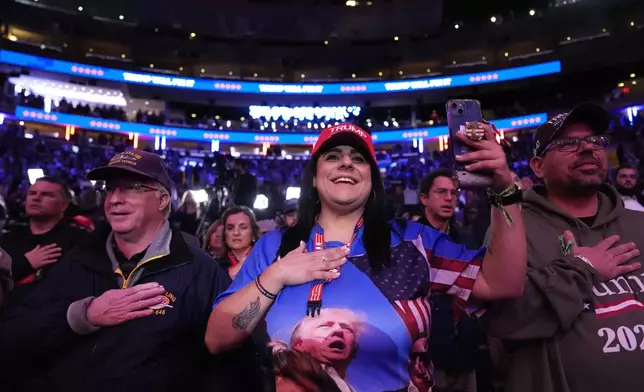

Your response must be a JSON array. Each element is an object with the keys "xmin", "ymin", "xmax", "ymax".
[
  {"xmin": 254, "ymin": 194, "xmax": 269, "ymax": 210},
  {"xmin": 28, "ymin": 168, "xmax": 45, "ymax": 184}
]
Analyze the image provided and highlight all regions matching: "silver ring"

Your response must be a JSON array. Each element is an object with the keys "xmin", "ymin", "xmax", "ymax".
[{"xmin": 321, "ymin": 256, "xmax": 327, "ymax": 262}]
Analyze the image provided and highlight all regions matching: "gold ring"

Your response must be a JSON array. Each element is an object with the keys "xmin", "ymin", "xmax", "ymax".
[{"xmin": 465, "ymin": 127, "xmax": 485, "ymax": 141}]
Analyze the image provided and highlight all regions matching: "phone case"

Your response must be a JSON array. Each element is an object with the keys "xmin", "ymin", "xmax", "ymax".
[
  {"xmin": 445, "ymin": 99, "xmax": 493, "ymax": 188},
  {"xmin": 446, "ymin": 99, "xmax": 482, "ymax": 164}
]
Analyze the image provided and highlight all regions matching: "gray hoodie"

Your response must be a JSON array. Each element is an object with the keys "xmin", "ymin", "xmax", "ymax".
[{"xmin": 481, "ymin": 184, "xmax": 644, "ymax": 392}]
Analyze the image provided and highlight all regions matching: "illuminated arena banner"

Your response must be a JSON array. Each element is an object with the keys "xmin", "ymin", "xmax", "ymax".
[
  {"xmin": 15, "ymin": 106, "xmax": 546, "ymax": 145},
  {"xmin": 0, "ymin": 50, "xmax": 561, "ymax": 95}
]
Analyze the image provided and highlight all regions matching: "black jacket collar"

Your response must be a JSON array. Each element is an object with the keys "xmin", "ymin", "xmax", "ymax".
[{"xmin": 75, "ymin": 224, "xmax": 194, "ymax": 276}]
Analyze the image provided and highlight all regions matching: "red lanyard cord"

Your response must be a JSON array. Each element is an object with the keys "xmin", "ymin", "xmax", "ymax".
[
  {"xmin": 227, "ymin": 248, "xmax": 251, "ymax": 271},
  {"xmin": 306, "ymin": 217, "xmax": 363, "ymax": 317}
]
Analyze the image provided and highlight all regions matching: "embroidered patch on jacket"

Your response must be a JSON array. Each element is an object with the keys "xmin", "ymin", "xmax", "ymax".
[{"xmin": 150, "ymin": 291, "xmax": 176, "ymax": 315}]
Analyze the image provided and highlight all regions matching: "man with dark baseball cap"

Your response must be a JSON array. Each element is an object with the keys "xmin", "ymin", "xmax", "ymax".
[
  {"xmin": 532, "ymin": 102, "xmax": 611, "ymax": 157},
  {"xmin": 481, "ymin": 103, "xmax": 644, "ymax": 392},
  {"xmin": 0, "ymin": 149, "xmax": 254, "ymax": 391},
  {"xmin": 87, "ymin": 150, "xmax": 173, "ymax": 193},
  {"xmin": 279, "ymin": 198, "xmax": 299, "ymax": 228}
]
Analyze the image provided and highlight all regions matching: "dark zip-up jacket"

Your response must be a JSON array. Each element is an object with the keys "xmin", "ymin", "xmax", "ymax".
[
  {"xmin": 0, "ymin": 222, "xmax": 269, "ymax": 392},
  {"xmin": 0, "ymin": 219, "xmax": 92, "ymax": 303}
]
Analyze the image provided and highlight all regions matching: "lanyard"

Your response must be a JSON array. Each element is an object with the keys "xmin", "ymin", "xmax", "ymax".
[
  {"xmin": 306, "ymin": 216, "xmax": 363, "ymax": 317},
  {"xmin": 227, "ymin": 249, "xmax": 251, "ymax": 267}
]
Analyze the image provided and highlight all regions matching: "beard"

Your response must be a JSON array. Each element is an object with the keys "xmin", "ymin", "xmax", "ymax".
[
  {"xmin": 566, "ymin": 178, "xmax": 603, "ymax": 197},
  {"xmin": 615, "ymin": 183, "xmax": 638, "ymax": 197},
  {"xmin": 561, "ymin": 154, "xmax": 606, "ymax": 197},
  {"xmin": 547, "ymin": 170, "xmax": 604, "ymax": 198}
]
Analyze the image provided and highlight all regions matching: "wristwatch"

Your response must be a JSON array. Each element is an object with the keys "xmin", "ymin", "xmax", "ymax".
[{"xmin": 487, "ymin": 184, "xmax": 522, "ymax": 207}]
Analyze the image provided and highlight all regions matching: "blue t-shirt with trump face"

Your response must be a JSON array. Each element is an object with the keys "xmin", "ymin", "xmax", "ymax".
[{"xmin": 214, "ymin": 220, "xmax": 485, "ymax": 392}]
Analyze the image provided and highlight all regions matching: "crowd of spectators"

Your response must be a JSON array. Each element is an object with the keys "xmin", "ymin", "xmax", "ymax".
[
  {"xmin": 3, "ymin": 91, "xmax": 644, "ymax": 391},
  {"xmin": 3, "ymin": 107, "xmax": 643, "ymax": 233}
]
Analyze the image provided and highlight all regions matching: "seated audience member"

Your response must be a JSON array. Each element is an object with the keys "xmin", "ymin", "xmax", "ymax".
[
  {"xmin": 0, "ymin": 150, "xmax": 258, "ymax": 391},
  {"xmin": 214, "ymin": 206, "xmax": 260, "ymax": 280},
  {"xmin": 481, "ymin": 103, "xmax": 644, "ymax": 392},
  {"xmin": 0, "ymin": 176, "xmax": 91, "ymax": 303}
]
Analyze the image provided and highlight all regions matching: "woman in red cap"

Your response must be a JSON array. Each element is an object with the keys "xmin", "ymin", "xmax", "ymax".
[{"xmin": 206, "ymin": 122, "xmax": 526, "ymax": 391}]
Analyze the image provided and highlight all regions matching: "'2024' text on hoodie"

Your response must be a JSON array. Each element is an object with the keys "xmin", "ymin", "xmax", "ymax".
[{"xmin": 481, "ymin": 184, "xmax": 644, "ymax": 392}]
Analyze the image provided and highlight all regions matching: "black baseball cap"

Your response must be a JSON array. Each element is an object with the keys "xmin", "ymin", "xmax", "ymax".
[
  {"xmin": 87, "ymin": 150, "xmax": 173, "ymax": 192},
  {"xmin": 533, "ymin": 102, "xmax": 611, "ymax": 156},
  {"xmin": 283, "ymin": 198, "xmax": 298, "ymax": 214}
]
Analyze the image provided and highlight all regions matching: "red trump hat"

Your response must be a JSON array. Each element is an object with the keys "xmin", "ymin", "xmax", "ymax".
[{"xmin": 311, "ymin": 123, "xmax": 376, "ymax": 163}]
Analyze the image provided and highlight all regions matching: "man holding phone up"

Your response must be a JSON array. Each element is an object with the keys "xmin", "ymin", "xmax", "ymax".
[{"xmin": 481, "ymin": 103, "xmax": 644, "ymax": 392}]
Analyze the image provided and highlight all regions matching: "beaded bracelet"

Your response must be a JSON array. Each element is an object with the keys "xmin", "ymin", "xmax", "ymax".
[{"xmin": 255, "ymin": 277, "xmax": 277, "ymax": 300}]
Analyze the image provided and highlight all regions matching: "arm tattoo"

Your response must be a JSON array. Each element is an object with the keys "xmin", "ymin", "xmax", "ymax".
[{"xmin": 232, "ymin": 296, "xmax": 261, "ymax": 330}]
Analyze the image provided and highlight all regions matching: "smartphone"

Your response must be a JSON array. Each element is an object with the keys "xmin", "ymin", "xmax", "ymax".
[{"xmin": 446, "ymin": 99, "xmax": 493, "ymax": 188}]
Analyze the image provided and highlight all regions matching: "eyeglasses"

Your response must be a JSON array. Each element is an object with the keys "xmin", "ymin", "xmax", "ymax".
[
  {"xmin": 542, "ymin": 135, "xmax": 610, "ymax": 155},
  {"xmin": 430, "ymin": 188, "xmax": 459, "ymax": 198},
  {"xmin": 104, "ymin": 182, "xmax": 160, "ymax": 195}
]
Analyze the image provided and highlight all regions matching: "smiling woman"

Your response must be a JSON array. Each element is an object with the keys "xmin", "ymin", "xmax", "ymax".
[
  {"xmin": 315, "ymin": 146, "xmax": 372, "ymax": 212},
  {"xmin": 206, "ymin": 122, "xmax": 526, "ymax": 391}
]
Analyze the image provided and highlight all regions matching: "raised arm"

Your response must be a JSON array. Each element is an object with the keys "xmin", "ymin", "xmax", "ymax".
[
  {"xmin": 453, "ymin": 122, "xmax": 526, "ymax": 301},
  {"xmin": 205, "ymin": 242, "xmax": 349, "ymax": 354},
  {"xmin": 472, "ymin": 201, "xmax": 525, "ymax": 300}
]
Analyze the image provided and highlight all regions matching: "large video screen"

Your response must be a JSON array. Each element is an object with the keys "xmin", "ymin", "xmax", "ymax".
[{"xmin": 0, "ymin": 50, "xmax": 561, "ymax": 96}]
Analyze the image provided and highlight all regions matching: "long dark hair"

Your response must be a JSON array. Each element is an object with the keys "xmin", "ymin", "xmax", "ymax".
[{"xmin": 278, "ymin": 149, "xmax": 392, "ymax": 270}]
